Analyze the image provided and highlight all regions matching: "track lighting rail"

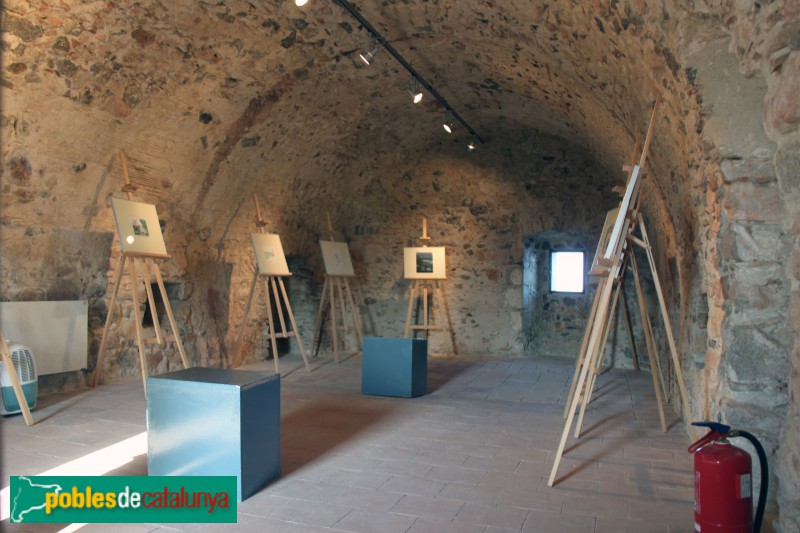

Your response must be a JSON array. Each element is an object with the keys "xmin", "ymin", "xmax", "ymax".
[{"xmin": 332, "ymin": 0, "xmax": 485, "ymax": 145}]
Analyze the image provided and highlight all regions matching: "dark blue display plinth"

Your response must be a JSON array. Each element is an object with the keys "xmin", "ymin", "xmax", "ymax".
[
  {"xmin": 361, "ymin": 337, "xmax": 428, "ymax": 398},
  {"xmin": 146, "ymin": 367, "xmax": 280, "ymax": 501}
]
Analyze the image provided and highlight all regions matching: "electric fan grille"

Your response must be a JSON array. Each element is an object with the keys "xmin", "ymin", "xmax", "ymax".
[{"xmin": 10, "ymin": 346, "xmax": 36, "ymax": 382}]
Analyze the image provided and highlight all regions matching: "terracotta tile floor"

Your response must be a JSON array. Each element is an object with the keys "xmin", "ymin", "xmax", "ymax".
[{"xmin": 1, "ymin": 353, "xmax": 694, "ymax": 532}]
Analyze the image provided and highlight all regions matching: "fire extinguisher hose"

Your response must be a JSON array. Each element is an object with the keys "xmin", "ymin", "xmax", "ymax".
[{"xmin": 733, "ymin": 429, "xmax": 769, "ymax": 533}]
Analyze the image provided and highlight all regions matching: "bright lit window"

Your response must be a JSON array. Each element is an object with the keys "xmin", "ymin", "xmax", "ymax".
[{"xmin": 550, "ymin": 251, "xmax": 585, "ymax": 293}]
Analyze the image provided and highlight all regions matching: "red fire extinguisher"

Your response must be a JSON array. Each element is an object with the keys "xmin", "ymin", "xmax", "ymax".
[{"xmin": 688, "ymin": 422, "xmax": 769, "ymax": 533}]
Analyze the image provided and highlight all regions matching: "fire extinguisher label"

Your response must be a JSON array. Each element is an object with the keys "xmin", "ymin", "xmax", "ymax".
[{"xmin": 739, "ymin": 473, "xmax": 752, "ymax": 499}]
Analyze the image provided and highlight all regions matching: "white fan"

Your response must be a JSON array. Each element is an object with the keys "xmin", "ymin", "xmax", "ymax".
[{"xmin": 0, "ymin": 341, "xmax": 38, "ymax": 415}]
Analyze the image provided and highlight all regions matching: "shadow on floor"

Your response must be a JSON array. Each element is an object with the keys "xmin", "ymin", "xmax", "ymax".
[
  {"xmin": 426, "ymin": 358, "xmax": 477, "ymax": 393},
  {"xmin": 279, "ymin": 396, "xmax": 397, "ymax": 475}
]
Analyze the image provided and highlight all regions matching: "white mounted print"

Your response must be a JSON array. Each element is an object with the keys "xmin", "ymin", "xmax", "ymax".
[
  {"xmin": 111, "ymin": 197, "xmax": 168, "ymax": 257},
  {"xmin": 250, "ymin": 233, "xmax": 291, "ymax": 276},
  {"xmin": 320, "ymin": 241, "xmax": 355, "ymax": 277}
]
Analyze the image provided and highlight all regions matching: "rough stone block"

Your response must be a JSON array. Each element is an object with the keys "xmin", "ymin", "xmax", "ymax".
[
  {"xmin": 731, "ymin": 223, "xmax": 786, "ymax": 263},
  {"xmin": 776, "ymin": 138, "xmax": 800, "ymax": 205},
  {"xmin": 727, "ymin": 382, "xmax": 790, "ymax": 411},
  {"xmin": 730, "ymin": 292, "xmax": 786, "ymax": 327},
  {"xmin": 725, "ymin": 326, "xmax": 790, "ymax": 385},
  {"xmin": 723, "ymin": 182, "xmax": 786, "ymax": 222},
  {"xmin": 724, "ymin": 400, "xmax": 784, "ymax": 440},
  {"xmin": 721, "ymin": 159, "xmax": 777, "ymax": 184},
  {"xmin": 765, "ymin": 54, "xmax": 800, "ymax": 136},
  {"xmin": 728, "ymin": 261, "xmax": 786, "ymax": 291}
]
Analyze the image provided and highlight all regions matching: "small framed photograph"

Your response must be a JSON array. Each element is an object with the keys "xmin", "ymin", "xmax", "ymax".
[
  {"xmin": 250, "ymin": 233, "xmax": 291, "ymax": 276},
  {"xmin": 403, "ymin": 246, "xmax": 446, "ymax": 280},
  {"xmin": 111, "ymin": 197, "xmax": 168, "ymax": 257},
  {"xmin": 320, "ymin": 241, "xmax": 355, "ymax": 277}
]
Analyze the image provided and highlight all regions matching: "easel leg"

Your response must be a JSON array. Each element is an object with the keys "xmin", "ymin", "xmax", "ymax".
[
  {"xmin": 335, "ymin": 277, "xmax": 349, "ymax": 349},
  {"xmin": 311, "ymin": 276, "xmax": 330, "ymax": 357},
  {"xmin": 329, "ymin": 275, "xmax": 339, "ymax": 362},
  {"xmin": 263, "ymin": 276, "xmax": 280, "ymax": 373},
  {"xmin": 620, "ymin": 283, "xmax": 640, "ymax": 371},
  {"xmin": 129, "ymin": 258, "xmax": 149, "ymax": 394},
  {"xmin": 151, "ymin": 260, "xmax": 190, "ymax": 369},
  {"xmin": 352, "ymin": 284, "xmax": 375, "ymax": 336},
  {"xmin": 575, "ymin": 277, "xmax": 623, "ymax": 438},
  {"xmin": 404, "ymin": 281, "xmax": 418, "ymax": 338},
  {"xmin": 588, "ymin": 278, "xmax": 624, "ymax": 395},
  {"xmin": 645, "ymin": 292, "xmax": 670, "ymax": 404},
  {"xmin": 422, "ymin": 283, "xmax": 429, "ymax": 340},
  {"xmin": 0, "ymin": 329, "xmax": 34, "ymax": 425},
  {"xmin": 233, "ymin": 270, "xmax": 259, "ymax": 367},
  {"xmin": 93, "ymin": 254, "xmax": 127, "ymax": 387},
  {"xmin": 433, "ymin": 280, "xmax": 457, "ymax": 355},
  {"xmin": 277, "ymin": 278, "xmax": 311, "ymax": 372},
  {"xmin": 640, "ymin": 220, "xmax": 693, "ymax": 440},
  {"xmin": 343, "ymin": 278, "xmax": 363, "ymax": 346},
  {"xmin": 141, "ymin": 259, "xmax": 163, "ymax": 345},
  {"xmin": 549, "ymin": 271, "xmax": 615, "ymax": 486},
  {"xmin": 271, "ymin": 277, "xmax": 289, "ymax": 335},
  {"xmin": 565, "ymin": 276, "xmax": 605, "ymax": 417},
  {"xmin": 631, "ymin": 246, "xmax": 668, "ymax": 433},
  {"xmin": 642, "ymin": 292, "xmax": 670, "ymax": 402}
]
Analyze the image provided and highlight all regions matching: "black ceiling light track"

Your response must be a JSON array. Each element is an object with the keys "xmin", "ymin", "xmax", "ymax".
[{"xmin": 331, "ymin": 0, "xmax": 486, "ymax": 145}]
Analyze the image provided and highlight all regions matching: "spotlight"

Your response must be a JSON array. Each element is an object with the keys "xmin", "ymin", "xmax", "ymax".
[
  {"xmin": 295, "ymin": 0, "xmax": 308, "ymax": 5},
  {"xmin": 443, "ymin": 110, "xmax": 455, "ymax": 133},
  {"xmin": 408, "ymin": 78, "xmax": 423, "ymax": 104},
  {"xmin": 359, "ymin": 34, "xmax": 379, "ymax": 65},
  {"xmin": 467, "ymin": 138, "xmax": 476, "ymax": 151}
]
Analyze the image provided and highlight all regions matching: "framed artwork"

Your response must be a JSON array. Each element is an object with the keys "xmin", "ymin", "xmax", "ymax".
[
  {"xmin": 250, "ymin": 233, "xmax": 291, "ymax": 276},
  {"xmin": 588, "ymin": 208, "xmax": 619, "ymax": 276},
  {"xmin": 320, "ymin": 241, "xmax": 355, "ymax": 277},
  {"xmin": 111, "ymin": 197, "xmax": 168, "ymax": 257},
  {"xmin": 403, "ymin": 246, "xmax": 446, "ymax": 280},
  {"xmin": 603, "ymin": 165, "xmax": 640, "ymax": 260}
]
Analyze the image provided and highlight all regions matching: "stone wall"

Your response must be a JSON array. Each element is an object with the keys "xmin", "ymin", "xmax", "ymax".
[
  {"xmin": 330, "ymin": 130, "xmax": 619, "ymax": 358},
  {"xmin": 523, "ymin": 232, "xmax": 596, "ymax": 358},
  {"xmin": 695, "ymin": 1, "xmax": 800, "ymax": 528}
]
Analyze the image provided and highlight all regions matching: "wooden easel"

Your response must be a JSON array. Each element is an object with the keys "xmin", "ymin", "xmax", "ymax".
[
  {"xmin": 93, "ymin": 152, "xmax": 190, "ymax": 394},
  {"xmin": 548, "ymin": 97, "xmax": 694, "ymax": 486},
  {"xmin": 404, "ymin": 218, "xmax": 450, "ymax": 344},
  {"xmin": 234, "ymin": 194, "xmax": 311, "ymax": 373},
  {"xmin": 0, "ymin": 329, "xmax": 34, "ymax": 425},
  {"xmin": 311, "ymin": 212, "xmax": 363, "ymax": 362}
]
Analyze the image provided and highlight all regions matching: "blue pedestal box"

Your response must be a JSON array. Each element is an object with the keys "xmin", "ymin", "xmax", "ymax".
[
  {"xmin": 146, "ymin": 368, "xmax": 280, "ymax": 501},
  {"xmin": 361, "ymin": 337, "xmax": 428, "ymax": 398}
]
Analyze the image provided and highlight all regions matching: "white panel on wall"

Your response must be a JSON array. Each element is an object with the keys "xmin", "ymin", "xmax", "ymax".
[{"xmin": 0, "ymin": 301, "xmax": 88, "ymax": 375}]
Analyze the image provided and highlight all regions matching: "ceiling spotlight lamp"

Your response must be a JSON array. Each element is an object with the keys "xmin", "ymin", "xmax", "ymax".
[
  {"xmin": 442, "ymin": 110, "xmax": 455, "ymax": 133},
  {"xmin": 408, "ymin": 77, "xmax": 423, "ymax": 104},
  {"xmin": 467, "ymin": 138, "xmax": 477, "ymax": 151},
  {"xmin": 331, "ymin": 0, "xmax": 485, "ymax": 144},
  {"xmin": 359, "ymin": 34, "xmax": 380, "ymax": 66},
  {"xmin": 295, "ymin": 0, "xmax": 308, "ymax": 5}
]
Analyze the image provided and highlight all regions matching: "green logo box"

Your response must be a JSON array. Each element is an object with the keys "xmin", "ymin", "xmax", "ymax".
[{"xmin": 10, "ymin": 476, "xmax": 237, "ymax": 523}]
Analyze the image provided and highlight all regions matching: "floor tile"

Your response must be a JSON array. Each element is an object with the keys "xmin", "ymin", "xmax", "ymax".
[{"xmin": 1, "ymin": 354, "xmax": 695, "ymax": 532}]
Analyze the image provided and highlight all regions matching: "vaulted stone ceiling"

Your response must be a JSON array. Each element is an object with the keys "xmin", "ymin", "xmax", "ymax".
[{"xmin": 3, "ymin": 0, "xmax": 717, "ymax": 239}]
